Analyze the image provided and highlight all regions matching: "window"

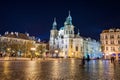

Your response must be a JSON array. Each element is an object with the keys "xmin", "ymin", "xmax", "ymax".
[
  {"xmin": 81, "ymin": 47, "xmax": 83, "ymax": 51},
  {"xmin": 118, "ymin": 40, "xmax": 120, "ymax": 44},
  {"xmin": 105, "ymin": 35, "xmax": 108, "ymax": 39},
  {"xmin": 106, "ymin": 47, "xmax": 108, "ymax": 51},
  {"xmin": 106, "ymin": 41, "xmax": 108, "ymax": 44},
  {"xmin": 110, "ymin": 35, "xmax": 114, "ymax": 39},
  {"xmin": 118, "ymin": 47, "xmax": 120, "ymax": 51},
  {"xmin": 118, "ymin": 35, "xmax": 120, "ymax": 39},
  {"xmin": 111, "ymin": 47, "xmax": 115, "ymax": 51},
  {"xmin": 66, "ymin": 31, "xmax": 68, "ymax": 34},
  {"xmin": 113, "ymin": 47, "xmax": 115, "ymax": 51},
  {"xmin": 111, "ymin": 47, "xmax": 113, "ymax": 51},
  {"xmin": 71, "ymin": 30, "xmax": 72, "ymax": 34},
  {"xmin": 61, "ymin": 36, "xmax": 63, "ymax": 38},
  {"xmin": 56, "ymin": 45, "xmax": 59, "ymax": 48},
  {"xmin": 69, "ymin": 31, "xmax": 71, "ymax": 34},
  {"xmin": 110, "ymin": 41, "xmax": 114, "ymax": 44},
  {"xmin": 66, "ymin": 45, "xmax": 67, "ymax": 48},
  {"xmin": 76, "ymin": 46, "xmax": 78, "ymax": 51},
  {"xmin": 62, "ymin": 40, "xmax": 64, "ymax": 44}
]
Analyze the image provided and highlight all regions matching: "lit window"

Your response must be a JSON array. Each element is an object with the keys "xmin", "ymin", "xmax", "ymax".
[{"xmin": 118, "ymin": 47, "xmax": 120, "ymax": 51}]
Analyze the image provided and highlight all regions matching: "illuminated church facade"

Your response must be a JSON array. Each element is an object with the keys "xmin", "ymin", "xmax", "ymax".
[{"xmin": 49, "ymin": 12, "xmax": 102, "ymax": 59}]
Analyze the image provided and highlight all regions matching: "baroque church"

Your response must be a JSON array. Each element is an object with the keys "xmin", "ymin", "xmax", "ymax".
[{"xmin": 49, "ymin": 12, "xmax": 102, "ymax": 59}]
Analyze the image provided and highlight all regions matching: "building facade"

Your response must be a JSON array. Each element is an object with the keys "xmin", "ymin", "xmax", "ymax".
[
  {"xmin": 100, "ymin": 28, "xmax": 120, "ymax": 60},
  {"xmin": 0, "ymin": 32, "xmax": 47, "ymax": 58},
  {"xmin": 49, "ymin": 12, "xmax": 102, "ymax": 59}
]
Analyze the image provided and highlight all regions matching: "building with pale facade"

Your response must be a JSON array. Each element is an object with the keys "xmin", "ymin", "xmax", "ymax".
[
  {"xmin": 100, "ymin": 28, "xmax": 120, "ymax": 60},
  {"xmin": 49, "ymin": 12, "xmax": 102, "ymax": 59}
]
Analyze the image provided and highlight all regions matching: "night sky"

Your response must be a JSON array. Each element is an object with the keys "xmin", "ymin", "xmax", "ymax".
[{"xmin": 0, "ymin": 0, "xmax": 120, "ymax": 41}]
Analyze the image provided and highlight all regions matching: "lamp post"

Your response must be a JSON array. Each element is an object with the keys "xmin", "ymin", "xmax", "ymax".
[{"xmin": 7, "ymin": 48, "xmax": 11, "ymax": 57}]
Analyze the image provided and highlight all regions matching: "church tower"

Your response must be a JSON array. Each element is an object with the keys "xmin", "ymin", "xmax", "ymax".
[
  {"xmin": 50, "ymin": 18, "xmax": 58, "ymax": 38},
  {"xmin": 49, "ymin": 18, "xmax": 58, "ymax": 54},
  {"xmin": 64, "ymin": 11, "xmax": 75, "ymax": 38}
]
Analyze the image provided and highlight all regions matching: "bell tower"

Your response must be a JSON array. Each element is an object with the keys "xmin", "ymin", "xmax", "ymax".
[{"xmin": 64, "ymin": 11, "xmax": 74, "ymax": 38}]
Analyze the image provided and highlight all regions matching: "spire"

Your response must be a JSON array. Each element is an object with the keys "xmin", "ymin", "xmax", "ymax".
[
  {"xmin": 76, "ymin": 29, "xmax": 80, "ymax": 37},
  {"xmin": 64, "ymin": 11, "xmax": 72, "ymax": 25},
  {"xmin": 68, "ymin": 10, "xmax": 71, "ymax": 18},
  {"xmin": 52, "ymin": 18, "xmax": 57, "ymax": 29}
]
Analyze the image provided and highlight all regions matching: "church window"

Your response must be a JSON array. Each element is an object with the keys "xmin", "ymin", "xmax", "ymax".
[
  {"xmin": 61, "ymin": 36, "xmax": 63, "ymax": 38},
  {"xmin": 62, "ymin": 40, "xmax": 64, "ymax": 44},
  {"xmin": 66, "ymin": 45, "xmax": 67, "ymax": 48},
  {"xmin": 57, "ymin": 45, "xmax": 59, "ymax": 48},
  {"xmin": 69, "ymin": 31, "xmax": 71, "ymax": 34},
  {"xmin": 71, "ymin": 30, "xmax": 72, "ymax": 34},
  {"xmin": 66, "ymin": 31, "xmax": 68, "ymax": 34}
]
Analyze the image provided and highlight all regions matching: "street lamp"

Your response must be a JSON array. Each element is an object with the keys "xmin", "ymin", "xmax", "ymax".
[
  {"xmin": 54, "ymin": 50, "xmax": 58, "ymax": 58},
  {"xmin": 31, "ymin": 47, "xmax": 36, "ymax": 51},
  {"xmin": 7, "ymin": 48, "xmax": 11, "ymax": 57},
  {"xmin": 72, "ymin": 52, "xmax": 74, "ymax": 58}
]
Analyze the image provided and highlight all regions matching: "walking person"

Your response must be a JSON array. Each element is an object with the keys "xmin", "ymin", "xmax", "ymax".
[
  {"xmin": 79, "ymin": 56, "xmax": 85, "ymax": 66},
  {"xmin": 86, "ymin": 54, "xmax": 90, "ymax": 62},
  {"xmin": 82, "ymin": 56, "xmax": 85, "ymax": 65}
]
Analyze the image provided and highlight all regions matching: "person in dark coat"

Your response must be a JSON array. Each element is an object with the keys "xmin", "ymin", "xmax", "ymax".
[
  {"xmin": 82, "ymin": 56, "xmax": 85, "ymax": 65},
  {"xmin": 86, "ymin": 54, "xmax": 90, "ymax": 62}
]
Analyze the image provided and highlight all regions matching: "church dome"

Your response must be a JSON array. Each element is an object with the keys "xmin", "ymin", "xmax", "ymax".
[{"xmin": 60, "ymin": 27, "xmax": 64, "ymax": 30}]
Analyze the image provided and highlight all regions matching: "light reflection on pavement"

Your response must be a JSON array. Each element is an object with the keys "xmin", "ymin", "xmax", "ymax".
[{"xmin": 0, "ymin": 59, "xmax": 120, "ymax": 80}]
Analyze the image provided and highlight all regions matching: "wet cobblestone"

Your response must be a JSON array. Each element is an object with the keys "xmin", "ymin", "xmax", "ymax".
[{"xmin": 0, "ymin": 59, "xmax": 120, "ymax": 80}]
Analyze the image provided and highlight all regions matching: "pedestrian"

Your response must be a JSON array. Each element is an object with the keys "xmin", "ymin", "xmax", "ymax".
[
  {"xmin": 82, "ymin": 56, "xmax": 85, "ymax": 65},
  {"xmin": 111, "ymin": 56, "xmax": 113, "ymax": 63},
  {"xmin": 86, "ymin": 55, "xmax": 90, "ymax": 62}
]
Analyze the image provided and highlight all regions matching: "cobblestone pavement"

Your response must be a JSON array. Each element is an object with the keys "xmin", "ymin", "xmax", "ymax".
[{"xmin": 0, "ymin": 59, "xmax": 120, "ymax": 80}]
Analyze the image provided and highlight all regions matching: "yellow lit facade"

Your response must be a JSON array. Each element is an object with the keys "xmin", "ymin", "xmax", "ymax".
[
  {"xmin": 0, "ymin": 32, "xmax": 47, "ymax": 57},
  {"xmin": 100, "ymin": 28, "xmax": 120, "ymax": 60}
]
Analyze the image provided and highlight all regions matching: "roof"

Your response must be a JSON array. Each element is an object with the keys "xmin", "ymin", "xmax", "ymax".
[
  {"xmin": 3, "ymin": 32, "xmax": 31, "ymax": 40},
  {"xmin": 102, "ymin": 28, "xmax": 120, "ymax": 33}
]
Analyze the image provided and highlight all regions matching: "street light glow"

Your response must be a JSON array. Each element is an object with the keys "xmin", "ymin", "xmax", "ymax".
[
  {"xmin": 31, "ymin": 47, "xmax": 36, "ymax": 51},
  {"xmin": 55, "ymin": 50, "xmax": 58, "ymax": 53}
]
